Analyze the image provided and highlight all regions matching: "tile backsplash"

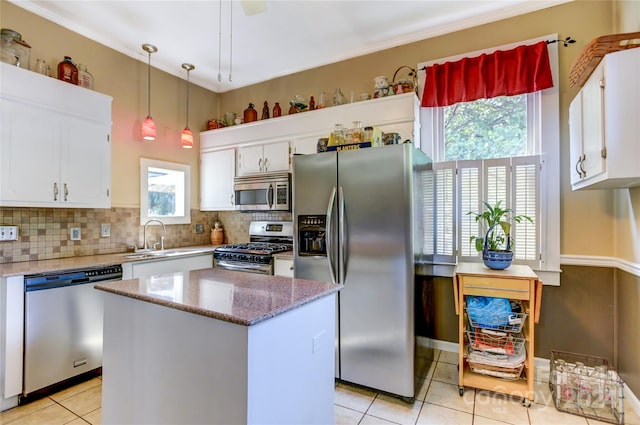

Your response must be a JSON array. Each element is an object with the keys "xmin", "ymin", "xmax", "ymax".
[{"xmin": 0, "ymin": 207, "xmax": 292, "ymax": 264}]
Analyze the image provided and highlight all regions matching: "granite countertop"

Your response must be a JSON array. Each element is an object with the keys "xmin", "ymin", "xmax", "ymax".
[
  {"xmin": 273, "ymin": 250, "xmax": 293, "ymax": 259},
  {"xmin": 95, "ymin": 268, "xmax": 342, "ymax": 326},
  {"xmin": 0, "ymin": 245, "xmax": 220, "ymax": 277}
]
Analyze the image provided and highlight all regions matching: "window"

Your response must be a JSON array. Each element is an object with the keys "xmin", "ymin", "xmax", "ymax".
[
  {"xmin": 140, "ymin": 158, "xmax": 191, "ymax": 225},
  {"xmin": 418, "ymin": 35, "xmax": 560, "ymax": 284}
]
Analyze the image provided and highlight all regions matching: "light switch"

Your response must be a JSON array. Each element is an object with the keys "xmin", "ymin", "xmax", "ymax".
[
  {"xmin": 0, "ymin": 225, "xmax": 19, "ymax": 241},
  {"xmin": 101, "ymin": 224, "xmax": 111, "ymax": 237}
]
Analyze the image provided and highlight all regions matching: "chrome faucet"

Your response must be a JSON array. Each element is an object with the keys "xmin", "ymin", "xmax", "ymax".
[{"xmin": 143, "ymin": 219, "xmax": 166, "ymax": 251}]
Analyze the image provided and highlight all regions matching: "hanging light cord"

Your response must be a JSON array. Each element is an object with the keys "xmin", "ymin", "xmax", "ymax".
[
  {"xmin": 218, "ymin": 0, "xmax": 222, "ymax": 82},
  {"xmin": 229, "ymin": 2, "xmax": 233, "ymax": 82},
  {"xmin": 147, "ymin": 50, "xmax": 151, "ymax": 116},
  {"xmin": 185, "ymin": 69, "xmax": 190, "ymax": 127}
]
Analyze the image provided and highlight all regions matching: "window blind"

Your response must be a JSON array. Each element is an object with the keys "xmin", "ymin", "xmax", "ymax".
[{"xmin": 430, "ymin": 155, "xmax": 540, "ymax": 267}]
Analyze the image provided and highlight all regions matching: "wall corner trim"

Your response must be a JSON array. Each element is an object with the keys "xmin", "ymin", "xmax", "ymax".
[{"xmin": 560, "ymin": 255, "xmax": 640, "ymax": 278}]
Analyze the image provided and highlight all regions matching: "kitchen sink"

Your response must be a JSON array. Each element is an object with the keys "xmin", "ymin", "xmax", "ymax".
[{"xmin": 119, "ymin": 248, "xmax": 206, "ymax": 260}]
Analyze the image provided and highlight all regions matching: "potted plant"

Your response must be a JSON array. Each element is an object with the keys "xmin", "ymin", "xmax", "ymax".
[{"xmin": 468, "ymin": 200, "xmax": 533, "ymax": 270}]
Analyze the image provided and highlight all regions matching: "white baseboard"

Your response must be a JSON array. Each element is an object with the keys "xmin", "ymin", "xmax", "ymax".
[
  {"xmin": 420, "ymin": 338, "xmax": 640, "ymax": 418},
  {"xmin": 416, "ymin": 336, "xmax": 458, "ymax": 354},
  {"xmin": 626, "ymin": 383, "xmax": 640, "ymax": 420}
]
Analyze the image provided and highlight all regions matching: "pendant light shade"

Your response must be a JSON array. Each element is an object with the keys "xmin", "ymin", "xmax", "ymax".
[
  {"xmin": 142, "ymin": 44, "xmax": 157, "ymax": 141},
  {"xmin": 142, "ymin": 116, "xmax": 156, "ymax": 140},
  {"xmin": 180, "ymin": 128, "xmax": 193, "ymax": 148},
  {"xmin": 181, "ymin": 63, "xmax": 195, "ymax": 149}
]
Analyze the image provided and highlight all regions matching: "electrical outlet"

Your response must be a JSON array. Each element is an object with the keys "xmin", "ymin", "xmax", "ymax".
[
  {"xmin": 101, "ymin": 223, "xmax": 111, "ymax": 237},
  {"xmin": 0, "ymin": 225, "xmax": 19, "ymax": 241},
  {"xmin": 70, "ymin": 227, "xmax": 81, "ymax": 241},
  {"xmin": 194, "ymin": 223, "xmax": 204, "ymax": 234}
]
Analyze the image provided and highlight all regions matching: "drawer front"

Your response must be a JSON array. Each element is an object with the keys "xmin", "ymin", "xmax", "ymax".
[{"xmin": 461, "ymin": 276, "xmax": 531, "ymax": 300}]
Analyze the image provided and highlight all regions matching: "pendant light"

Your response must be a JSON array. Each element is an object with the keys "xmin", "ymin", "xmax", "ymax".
[
  {"xmin": 180, "ymin": 63, "xmax": 195, "ymax": 149},
  {"xmin": 141, "ymin": 43, "xmax": 158, "ymax": 141}
]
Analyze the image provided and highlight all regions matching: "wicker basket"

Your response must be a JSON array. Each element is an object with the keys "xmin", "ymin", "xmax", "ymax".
[{"xmin": 569, "ymin": 32, "xmax": 640, "ymax": 88}]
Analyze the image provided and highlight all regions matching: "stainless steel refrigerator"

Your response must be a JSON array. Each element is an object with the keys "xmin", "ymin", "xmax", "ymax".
[{"xmin": 293, "ymin": 143, "xmax": 431, "ymax": 400}]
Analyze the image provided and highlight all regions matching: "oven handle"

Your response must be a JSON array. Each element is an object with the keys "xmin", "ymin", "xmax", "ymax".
[
  {"xmin": 216, "ymin": 261, "xmax": 271, "ymax": 275},
  {"xmin": 326, "ymin": 186, "xmax": 337, "ymax": 284}
]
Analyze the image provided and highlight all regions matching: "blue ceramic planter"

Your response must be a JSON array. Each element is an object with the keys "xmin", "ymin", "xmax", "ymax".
[{"xmin": 482, "ymin": 223, "xmax": 513, "ymax": 270}]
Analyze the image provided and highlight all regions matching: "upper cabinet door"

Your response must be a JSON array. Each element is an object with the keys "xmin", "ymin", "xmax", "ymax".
[
  {"xmin": 262, "ymin": 141, "xmax": 290, "ymax": 173},
  {"xmin": 237, "ymin": 145, "xmax": 264, "ymax": 175},
  {"xmin": 60, "ymin": 117, "xmax": 111, "ymax": 208},
  {"xmin": 0, "ymin": 101, "xmax": 61, "ymax": 205},
  {"xmin": 580, "ymin": 64, "xmax": 605, "ymax": 181},
  {"xmin": 201, "ymin": 148, "xmax": 236, "ymax": 211}
]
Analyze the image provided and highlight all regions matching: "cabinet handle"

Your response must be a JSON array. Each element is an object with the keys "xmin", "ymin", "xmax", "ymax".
[
  {"xmin": 464, "ymin": 285, "xmax": 529, "ymax": 293},
  {"xmin": 53, "ymin": 182, "xmax": 59, "ymax": 201},
  {"xmin": 264, "ymin": 157, "xmax": 269, "ymax": 171},
  {"xmin": 64, "ymin": 183, "xmax": 69, "ymax": 201},
  {"xmin": 230, "ymin": 194, "xmax": 234, "ymax": 205},
  {"xmin": 579, "ymin": 155, "xmax": 586, "ymax": 177},
  {"xmin": 258, "ymin": 158, "xmax": 263, "ymax": 171},
  {"xmin": 575, "ymin": 158, "xmax": 582, "ymax": 178}
]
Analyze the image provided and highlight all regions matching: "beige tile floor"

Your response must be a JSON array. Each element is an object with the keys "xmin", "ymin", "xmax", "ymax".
[{"xmin": 2, "ymin": 349, "xmax": 639, "ymax": 425}]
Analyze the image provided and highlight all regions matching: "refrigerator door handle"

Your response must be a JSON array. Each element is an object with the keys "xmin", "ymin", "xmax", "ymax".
[
  {"xmin": 339, "ymin": 186, "xmax": 346, "ymax": 283},
  {"xmin": 326, "ymin": 186, "xmax": 338, "ymax": 284}
]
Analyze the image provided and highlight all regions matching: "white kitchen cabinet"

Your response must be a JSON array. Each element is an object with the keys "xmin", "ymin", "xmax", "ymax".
[
  {"xmin": 569, "ymin": 48, "xmax": 640, "ymax": 190},
  {"xmin": 274, "ymin": 257, "xmax": 294, "ymax": 277},
  {"xmin": 0, "ymin": 63, "xmax": 112, "ymax": 208},
  {"xmin": 237, "ymin": 141, "xmax": 290, "ymax": 176},
  {"xmin": 200, "ymin": 148, "xmax": 236, "ymax": 211},
  {"xmin": 291, "ymin": 135, "xmax": 322, "ymax": 155}
]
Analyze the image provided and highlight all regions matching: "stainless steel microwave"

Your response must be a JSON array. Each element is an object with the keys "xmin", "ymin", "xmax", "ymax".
[{"xmin": 233, "ymin": 173, "xmax": 291, "ymax": 212}]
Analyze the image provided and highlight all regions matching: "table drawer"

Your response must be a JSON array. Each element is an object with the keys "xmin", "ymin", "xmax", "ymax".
[{"xmin": 460, "ymin": 275, "xmax": 531, "ymax": 300}]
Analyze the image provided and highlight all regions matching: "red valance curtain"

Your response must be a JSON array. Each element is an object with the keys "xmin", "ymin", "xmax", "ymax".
[{"xmin": 421, "ymin": 40, "xmax": 553, "ymax": 107}]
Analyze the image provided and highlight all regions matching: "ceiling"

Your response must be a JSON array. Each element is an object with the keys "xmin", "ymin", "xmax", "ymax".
[{"xmin": 10, "ymin": 0, "xmax": 570, "ymax": 93}]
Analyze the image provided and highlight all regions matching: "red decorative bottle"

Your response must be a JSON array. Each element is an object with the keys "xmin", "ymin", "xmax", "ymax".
[
  {"xmin": 273, "ymin": 102, "xmax": 282, "ymax": 117},
  {"xmin": 57, "ymin": 56, "xmax": 78, "ymax": 85},
  {"xmin": 243, "ymin": 103, "xmax": 257, "ymax": 123}
]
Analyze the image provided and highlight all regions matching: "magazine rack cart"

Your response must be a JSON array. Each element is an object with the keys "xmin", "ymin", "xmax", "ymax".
[{"xmin": 453, "ymin": 262, "xmax": 542, "ymax": 406}]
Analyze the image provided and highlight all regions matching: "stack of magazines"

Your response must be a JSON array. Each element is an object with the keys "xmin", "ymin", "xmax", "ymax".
[{"xmin": 465, "ymin": 296, "xmax": 527, "ymax": 380}]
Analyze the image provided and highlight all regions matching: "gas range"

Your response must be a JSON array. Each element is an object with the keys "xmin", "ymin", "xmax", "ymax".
[{"xmin": 214, "ymin": 221, "xmax": 293, "ymax": 275}]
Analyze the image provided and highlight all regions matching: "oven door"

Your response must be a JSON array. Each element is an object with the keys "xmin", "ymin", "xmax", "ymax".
[
  {"xmin": 234, "ymin": 173, "xmax": 290, "ymax": 212},
  {"xmin": 214, "ymin": 257, "xmax": 272, "ymax": 275}
]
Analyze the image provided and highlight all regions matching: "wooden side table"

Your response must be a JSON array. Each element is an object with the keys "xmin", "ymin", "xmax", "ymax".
[{"xmin": 453, "ymin": 262, "xmax": 542, "ymax": 406}]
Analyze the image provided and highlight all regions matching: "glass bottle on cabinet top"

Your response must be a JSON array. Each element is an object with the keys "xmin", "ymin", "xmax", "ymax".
[
  {"xmin": 243, "ymin": 103, "xmax": 257, "ymax": 123},
  {"xmin": 77, "ymin": 64, "xmax": 94, "ymax": 89},
  {"xmin": 57, "ymin": 56, "xmax": 78, "ymax": 85},
  {"xmin": 273, "ymin": 102, "xmax": 281, "ymax": 117},
  {"xmin": 333, "ymin": 88, "xmax": 345, "ymax": 106}
]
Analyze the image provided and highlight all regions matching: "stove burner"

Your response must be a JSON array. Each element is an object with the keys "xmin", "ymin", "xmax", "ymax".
[{"xmin": 215, "ymin": 242, "xmax": 292, "ymax": 255}]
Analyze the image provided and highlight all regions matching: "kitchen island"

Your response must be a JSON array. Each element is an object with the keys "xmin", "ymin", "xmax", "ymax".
[{"xmin": 95, "ymin": 268, "xmax": 341, "ymax": 425}]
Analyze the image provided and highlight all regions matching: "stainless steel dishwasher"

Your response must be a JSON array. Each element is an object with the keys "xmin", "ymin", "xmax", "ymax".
[{"xmin": 23, "ymin": 264, "xmax": 122, "ymax": 400}]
